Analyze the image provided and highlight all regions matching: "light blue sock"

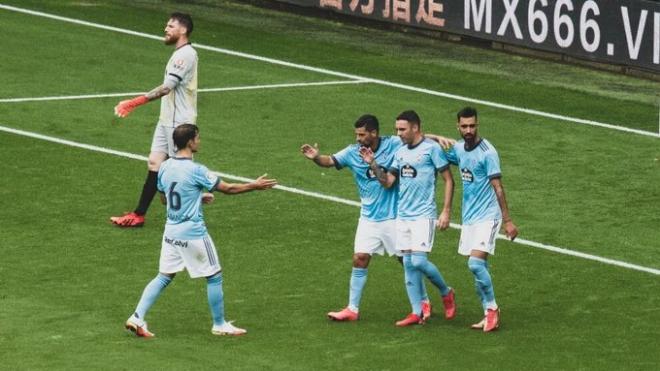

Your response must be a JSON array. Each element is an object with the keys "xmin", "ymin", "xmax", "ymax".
[
  {"xmin": 348, "ymin": 268, "xmax": 368, "ymax": 312},
  {"xmin": 420, "ymin": 280, "xmax": 430, "ymax": 302},
  {"xmin": 468, "ymin": 257, "xmax": 497, "ymax": 310},
  {"xmin": 135, "ymin": 273, "xmax": 173, "ymax": 320},
  {"xmin": 403, "ymin": 254, "xmax": 423, "ymax": 315},
  {"xmin": 411, "ymin": 252, "xmax": 450, "ymax": 296},
  {"xmin": 207, "ymin": 272, "xmax": 225, "ymax": 326}
]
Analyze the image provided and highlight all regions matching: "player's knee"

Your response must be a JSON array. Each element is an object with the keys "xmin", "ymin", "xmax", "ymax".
[
  {"xmin": 410, "ymin": 253, "xmax": 428, "ymax": 269},
  {"xmin": 352, "ymin": 253, "xmax": 370, "ymax": 268},
  {"xmin": 157, "ymin": 273, "xmax": 175, "ymax": 285},
  {"xmin": 468, "ymin": 257, "xmax": 485, "ymax": 275}
]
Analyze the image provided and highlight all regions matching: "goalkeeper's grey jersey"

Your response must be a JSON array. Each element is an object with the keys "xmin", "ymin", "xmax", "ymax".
[{"xmin": 159, "ymin": 43, "xmax": 198, "ymax": 127}]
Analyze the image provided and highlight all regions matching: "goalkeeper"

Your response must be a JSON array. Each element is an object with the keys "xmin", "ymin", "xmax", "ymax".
[{"xmin": 111, "ymin": 12, "xmax": 198, "ymax": 228}]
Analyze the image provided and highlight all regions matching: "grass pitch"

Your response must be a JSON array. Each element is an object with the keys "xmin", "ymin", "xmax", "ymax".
[{"xmin": 0, "ymin": 1, "xmax": 658, "ymax": 370}]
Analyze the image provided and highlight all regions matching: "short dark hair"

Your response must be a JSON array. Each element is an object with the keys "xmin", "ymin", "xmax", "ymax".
[
  {"xmin": 173, "ymin": 124, "xmax": 199, "ymax": 150},
  {"xmin": 170, "ymin": 12, "xmax": 193, "ymax": 36},
  {"xmin": 354, "ymin": 114, "xmax": 379, "ymax": 132},
  {"xmin": 396, "ymin": 110, "xmax": 421, "ymax": 128},
  {"xmin": 457, "ymin": 107, "xmax": 478, "ymax": 121}
]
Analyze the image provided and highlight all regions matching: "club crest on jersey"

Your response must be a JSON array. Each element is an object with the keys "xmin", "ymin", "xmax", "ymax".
[
  {"xmin": 173, "ymin": 59, "xmax": 186, "ymax": 70},
  {"xmin": 401, "ymin": 164, "xmax": 417, "ymax": 178},
  {"xmin": 461, "ymin": 168, "xmax": 474, "ymax": 183},
  {"xmin": 366, "ymin": 166, "xmax": 387, "ymax": 179}
]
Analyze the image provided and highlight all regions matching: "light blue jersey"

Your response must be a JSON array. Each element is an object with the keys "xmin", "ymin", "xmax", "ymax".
[
  {"xmin": 157, "ymin": 157, "xmax": 220, "ymax": 240},
  {"xmin": 389, "ymin": 138, "xmax": 450, "ymax": 220},
  {"xmin": 446, "ymin": 138, "xmax": 502, "ymax": 225},
  {"xmin": 332, "ymin": 136, "xmax": 403, "ymax": 221}
]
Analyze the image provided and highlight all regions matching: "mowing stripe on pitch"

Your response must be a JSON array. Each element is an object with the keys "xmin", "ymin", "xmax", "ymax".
[
  {"xmin": 0, "ymin": 80, "xmax": 369, "ymax": 103},
  {"xmin": 0, "ymin": 3, "xmax": 657, "ymax": 139},
  {"xmin": 1, "ymin": 124, "xmax": 658, "ymax": 276}
]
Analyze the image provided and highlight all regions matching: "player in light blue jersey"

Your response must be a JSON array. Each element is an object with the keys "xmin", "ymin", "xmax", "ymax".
[
  {"xmin": 125, "ymin": 124, "xmax": 276, "ymax": 337},
  {"xmin": 301, "ymin": 114, "xmax": 453, "ymax": 322},
  {"xmin": 361, "ymin": 110, "xmax": 456, "ymax": 327},
  {"xmin": 445, "ymin": 107, "xmax": 518, "ymax": 332}
]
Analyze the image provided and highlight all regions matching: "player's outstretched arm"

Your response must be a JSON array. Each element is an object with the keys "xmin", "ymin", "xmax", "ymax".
[
  {"xmin": 217, "ymin": 174, "xmax": 277, "ymax": 195},
  {"xmin": 113, "ymin": 84, "xmax": 172, "ymax": 118},
  {"xmin": 437, "ymin": 168, "xmax": 454, "ymax": 230},
  {"xmin": 490, "ymin": 177, "xmax": 518, "ymax": 241},
  {"xmin": 426, "ymin": 134, "xmax": 456, "ymax": 150},
  {"xmin": 300, "ymin": 143, "xmax": 335, "ymax": 167},
  {"xmin": 359, "ymin": 147, "xmax": 396, "ymax": 188}
]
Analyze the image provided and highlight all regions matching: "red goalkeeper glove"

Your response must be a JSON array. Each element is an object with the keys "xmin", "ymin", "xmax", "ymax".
[{"xmin": 114, "ymin": 95, "xmax": 149, "ymax": 118}]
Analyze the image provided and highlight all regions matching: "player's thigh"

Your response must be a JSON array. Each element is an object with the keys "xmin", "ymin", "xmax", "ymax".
[
  {"xmin": 180, "ymin": 235, "xmax": 222, "ymax": 279},
  {"xmin": 354, "ymin": 218, "xmax": 397, "ymax": 256},
  {"xmin": 458, "ymin": 219, "xmax": 502, "ymax": 256},
  {"xmin": 150, "ymin": 125, "xmax": 176, "ymax": 158},
  {"xmin": 159, "ymin": 236, "xmax": 185, "ymax": 274},
  {"xmin": 407, "ymin": 218, "xmax": 436, "ymax": 252}
]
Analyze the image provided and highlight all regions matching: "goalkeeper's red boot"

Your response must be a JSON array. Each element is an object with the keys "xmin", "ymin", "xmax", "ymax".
[
  {"xmin": 395, "ymin": 313, "xmax": 423, "ymax": 327},
  {"xmin": 327, "ymin": 307, "xmax": 359, "ymax": 321},
  {"xmin": 110, "ymin": 212, "xmax": 145, "ymax": 227}
]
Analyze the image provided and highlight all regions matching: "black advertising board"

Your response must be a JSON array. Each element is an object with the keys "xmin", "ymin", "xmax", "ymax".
[{"xmin": 274, "ymin": 0, "xmax": 660, "ymax": 72}]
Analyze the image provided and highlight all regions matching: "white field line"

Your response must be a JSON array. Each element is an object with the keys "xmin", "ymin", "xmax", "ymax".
[
  {"xmin": 1, "ymin": 124, "xmax": 658, "ymax": 276},
  {"xmin": 0, "ymin": 80, "xmax": 368, "ymax": 103},
  {"xmin": 1, "ymin": 4, "xmax": 658, "ymax": 139}
]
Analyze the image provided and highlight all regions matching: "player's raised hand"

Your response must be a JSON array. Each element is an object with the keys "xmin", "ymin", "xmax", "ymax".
[
  {"xmin": 300, "ymin": 143, "xmax": 320, "ymax": 160},
  {"xmin": 503, "ymin": 220, "xmax": 518, "ymax": 241},
  {"xmin": 359, "ymin": 146, "xmax": 375, "ymax": 164},
  {"xmin": 114, "ymin": 95, "xmax": 149, "ymax": 118},
  {"xmin": 437, "ymin": 210, "xmax": 451, "ymax": 230},
  {"xmin": 253, "ymin": 174, "xmax": 277, "ymax": 190}
]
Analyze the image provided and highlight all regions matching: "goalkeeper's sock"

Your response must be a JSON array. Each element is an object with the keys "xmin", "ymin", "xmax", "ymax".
[
  {"xmin": 468, "ymin": 256, "xmax": 497, "ymax": 311},
  {"xmin": 134, "ymin": 273, "xmax": 173, "ymax": 320},
  {"xmin": 134, "ymin": 170, "xmax": 158, "ymax": 216},
  {"xmin": 347, "ymin": 268, "xmax": 367, "ymax": 312},
  {"xmin": 206, "ymin": 272, "xmax": 225, "ymax": 326}
]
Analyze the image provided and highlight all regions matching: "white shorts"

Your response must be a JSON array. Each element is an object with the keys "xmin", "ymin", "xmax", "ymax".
[
  {"xmin": 396, "ymin": 218, "xmax": 436, "ymax": 252},
  {"xmin": 159, "ymin": 234, "xmax": 221, "ymax": 278},
  {"xmin": 150, "ymin": 124, "xmax": 176, "ymax": 157},
  {"xmin": 458, "ymin": 219, "xmax": 502, "ymax": 256},
  {"xmin": 354, "ymin": 218, "xmax": 399, "ymax": 256}
]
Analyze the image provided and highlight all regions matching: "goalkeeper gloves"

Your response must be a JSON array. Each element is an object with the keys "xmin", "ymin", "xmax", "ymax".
[{"xmin": 114, "ymin": 95, "xmax": 149, "ymax": 118}]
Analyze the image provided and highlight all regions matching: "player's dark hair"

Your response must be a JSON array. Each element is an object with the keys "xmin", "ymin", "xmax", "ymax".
[
  {"xmin": 396, "ymin": 110, "xmax": 421, "ymax": 128},
  {"xmin": 354, "ymin": 114, "xmax": 379, "ymax": 132},
  {"xmin": 170, "ymin": 12, "xmax": 193, "ymax": 36},
  {"xmin": 173, "ymin": 124, "xmax": 199, "ymax": 150},
  {"xmin": 457, "ymin": 106, "xmax": 478, "ymax": 121}
]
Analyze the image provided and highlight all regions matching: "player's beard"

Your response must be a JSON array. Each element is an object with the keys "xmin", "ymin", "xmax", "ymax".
[{"xmin": 164, "ymin": 34, "xmax": 178, "ymax": 45}]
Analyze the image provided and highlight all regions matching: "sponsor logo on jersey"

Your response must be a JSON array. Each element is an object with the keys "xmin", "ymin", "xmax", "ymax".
[
  {"xmin": 461, "ymin": 168, "xmax": 474, "ymax": 183},
  {"xmin": 401, "ymin": 164, "xmax": 417, "ymax": 178},
  {"xmin": 366, "ymin": 165, "xmax": 387, "ymax": 179}
]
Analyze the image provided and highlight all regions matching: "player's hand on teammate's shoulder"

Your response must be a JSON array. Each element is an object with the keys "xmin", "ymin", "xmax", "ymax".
[
  {"xmin": 504, "ymin": 220, "xmax": 518, "ymax": 241},
  {"xmin": 300, "ymin": 143, "xmax": 320, "ymax": 160},
  {"xmin": 436, "ymin": 136, "xmax": 456, "ymax": 150},
  {"xmin": 202, "ymin": 192, "xmax": 215, "ymax": 204},
  {"xmin": 253, "ymin": 174, "xmax": 277, "ymax": 190}
]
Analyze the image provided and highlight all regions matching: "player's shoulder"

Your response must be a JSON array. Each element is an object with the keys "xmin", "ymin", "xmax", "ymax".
[
  {"xmin": 477, "ymin": 138, "xmax": 498, "ymax": 155},
  {"xmin": 173, "ymin": 43, "xmax": 197, "ymax": 59}
]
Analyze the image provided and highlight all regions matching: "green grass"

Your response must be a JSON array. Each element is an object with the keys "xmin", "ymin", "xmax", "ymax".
[{"xmin": 0, "ymin": 1, "xmax": 659, "ymax": 370}]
